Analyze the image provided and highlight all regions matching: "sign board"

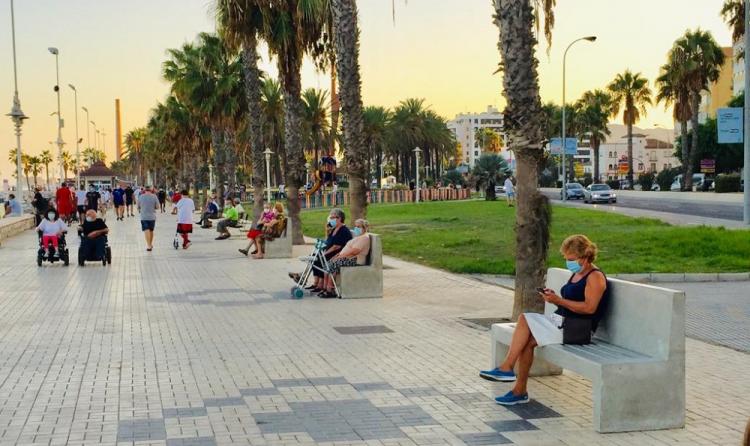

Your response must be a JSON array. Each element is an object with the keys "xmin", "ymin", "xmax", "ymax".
[
  {"xmin": 717, "ymin": 107, "xmax": 743, "ymax": 144},
  {"xmin": 618, "ymin": 157, "xmax": 629, "ymax": 174},
  {"xmin": 574, "ymin": 163, "xmax": 584, "ymax": 177},
  {"xmin": 549, "ymin": 137, "xmax": 578, "ymax": 155},
  {"xmin": 700, "ymin": 159, "xmax": 716, "ymax": 173}
]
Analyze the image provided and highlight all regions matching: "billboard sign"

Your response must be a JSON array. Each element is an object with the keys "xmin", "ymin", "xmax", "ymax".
[
  {"xmin": 717, "ymin": 107, "xmax": 743, "ymax": 144},
  {"xmin": 549, "ymin": 137, "xmax": 578, "ymax": 155}
]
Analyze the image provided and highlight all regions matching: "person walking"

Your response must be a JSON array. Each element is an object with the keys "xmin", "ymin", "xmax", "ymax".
[
  {"xmin": 504, "ymin": 176, "xmax": 516, "ymax": 207},
  {"xmin": 55, "ymin": 183, "xmax": 73, "ymax": 223},
  {"xmin": 124, "ymin": 185, "xmax": 135, "ymax": 217},
  {"xmin": 86, "ymin": 186, "xmax": 101, "ymax": 212},
  {"xmin": 112, "ymin": 184, "xmax": 125, "ymax": 220},
  {"xmin": 175, "ymin": 189, "xmax": 195, "ymax": 249},
  {"xmin": 75, "ymin": 186, "xmax": 87, "ymax": 224},
  {"xmin": 157, "ymin": 189, "xmax": 167, "ymax": 213},
  {"xmin": 138, "ymin": 186, "xmax": 159, "ymax": 252}
]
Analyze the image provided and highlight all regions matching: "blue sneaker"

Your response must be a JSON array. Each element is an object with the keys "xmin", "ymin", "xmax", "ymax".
[
  {"xmin": 495, "ymin": 391, "xmax": 529, "ymax": 405},
  {"xmin": 479, "ymin": 367, "xmax": 516, "ymax": 382}
]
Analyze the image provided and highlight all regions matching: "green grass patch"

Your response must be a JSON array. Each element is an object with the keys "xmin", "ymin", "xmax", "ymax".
[{"xmin": 300, "ymin": 200, "xmax": 750, "ymax": 275}]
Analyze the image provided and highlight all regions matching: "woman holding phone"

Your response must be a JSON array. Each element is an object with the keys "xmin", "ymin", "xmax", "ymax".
[{"xmin": 479, "ymin": 235, "xmax": 609, "ymax": 405}]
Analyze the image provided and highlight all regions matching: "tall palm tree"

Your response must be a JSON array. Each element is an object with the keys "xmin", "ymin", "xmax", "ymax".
[
  {"xmin": 575, "ymin": 90, "xmax": 613, "ymax": 182},
  {"xmin": 61, "ymin": 150, "xmax": 73, "ymax": 184},
  {"xmin": 39, "ymin": 149, "xmax": 53, "ymax": 187},
  {"xmin": 263, "ymin": 0, "xmax": 330, "ymax": 244},
  {"xmin": 492, "ymin": 0, "xmax": 554, "ymax": 318},
  {"xmin": 674, "ymin": 30, "xmax": 725, "ymax": 191},
  {"xmin": 261, "ymin": 78, "xmax": 285, "ymax": 186},
  {"xmin": 302, "ymin": 88, "xmax": 330, "ymax": 169},
  {"xmin": 124, "ymin": 128, "xmax": 147, "ymax": 183},
  {"xmin": 28, "ymin": 156, "xmax": 41, "ymax": 188},
  {"xmin": 608, "ymin": 70, "xmax": 652, "ymax": 188},
  {"xmin": 330, "ymin": 0, "xmax": 369, "ymax": 220},
  {"xmin": 656, "ymin": 57, "xmax": 692, "ymax": 187},
  {"xmin": 721, "ymin": 0, "xmax": 744, "ymax": 43},
  {"xmin": 216, "ymin": 0, "xmax": 267, "ymax": 221},
  {"xmin": 363, "ymin": 106, "xmax": 391, "ymax": 187}
]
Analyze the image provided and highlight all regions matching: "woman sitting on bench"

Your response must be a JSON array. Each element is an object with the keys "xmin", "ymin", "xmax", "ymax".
[
  {"xmin": 479, "ymin": 234, "xmax": 608, "ymax": 406},
  {"xmin": 240, "ymin": 202, "xmax": 284, "ymax": 257},
  {"xmin": 317, "ymin": 219, "xmax": 371, "ymax": 298},
  {"xmin": 251, "ymin": 203, "xmax": 286, "ymax": 259}
]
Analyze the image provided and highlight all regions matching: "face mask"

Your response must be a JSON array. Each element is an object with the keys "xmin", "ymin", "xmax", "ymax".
[
  {"xmin": 566, "ymin": 259, "xmax": 582, "ymax": 273},
  {"xmin": 352, "ymin": 227, "xmax": 362, "ymax": 237},
  {"xmin": 85, "ymin": 217, "xmax": 94, "ymax": 223},
  {"xmin": 328, "ymin": 219, "xmax": 337, "ymax": 227},
  {"xmin": 47, "ymin": 213, "xmax": 55, "ymax": 220}
]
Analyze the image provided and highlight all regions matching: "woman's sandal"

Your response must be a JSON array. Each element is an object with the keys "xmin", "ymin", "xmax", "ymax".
[{"xmin": 318, "ymin": 290, "xmax": 337, "ymax": 299}]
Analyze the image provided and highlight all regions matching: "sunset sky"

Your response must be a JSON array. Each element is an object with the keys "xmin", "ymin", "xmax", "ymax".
[{"xmin": 0, "ymin": 0, "xmax": 734, "ymax": 182}]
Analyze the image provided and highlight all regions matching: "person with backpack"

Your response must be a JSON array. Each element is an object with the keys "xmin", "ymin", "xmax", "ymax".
[{"xmin": 31, "ymin": 188, "xmax": 49, "ymax": 226}]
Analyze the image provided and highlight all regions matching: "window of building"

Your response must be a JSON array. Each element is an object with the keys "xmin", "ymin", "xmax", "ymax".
[
  {"xmin": 638, "ymin": 163, "xmax": 644, "ymax": 171},
  {"xmin": 474, "ymin": 151, "xmax": 479, "ymax": 157},
  {"xmin": 651, "ymin": 163, "xmax": 657, "ymax": 172},
  {"xmin": 663, "ymin": 164, "xmax": 668, "ymax": 170}
]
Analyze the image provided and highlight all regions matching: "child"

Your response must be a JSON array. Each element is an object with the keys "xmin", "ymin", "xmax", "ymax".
[
  {"xmin": 36, "ymin": 208, "xmax": 67, "ymax": 255},
  {"xmin": 238, "ymin": 202, "xmax": 280, "ymax": 256}
]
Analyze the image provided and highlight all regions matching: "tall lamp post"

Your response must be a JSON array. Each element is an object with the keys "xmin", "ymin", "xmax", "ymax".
[
  {"xmin": 68, "ymin": 84, "xmax": 81, "ymax": 188},
  {"xmin": 744, "ymin": 0, "xmax": 750, "ymax": 225},
  {"xmin": 7, "ymin": 0, "xmax": 28, "ymax": 199},
  {"xmin": 102, "ymin": 131, "xmax": 106, "ymax": 153},
  {"xmin": 413, "ymin": 146, "xmax": 422, "ymax": 203},
  {"xmin": 82, "ymin": 107, "xmax": 91, "ymax": 149},
  {"xmin": 48, "ymin": 47, "xmax": 65, "ymax": 183},
  {"xmin": 561, "ymin": 35, "xmax": 596, "ymax": 200},
  {"xmin": 264, "ymin": 148, "xmax": 273, "ymax": 202}
]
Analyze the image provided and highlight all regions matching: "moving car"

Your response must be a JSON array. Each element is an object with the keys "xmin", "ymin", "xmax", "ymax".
[
  {"xmin": 561, "ymin": 183, "xmax": 585, "ymax": 200},
  {"xmin": 583, "ymin": 184, "xmax": 617, "ymax": 204}
]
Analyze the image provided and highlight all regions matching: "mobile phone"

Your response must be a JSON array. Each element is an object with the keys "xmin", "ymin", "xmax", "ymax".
[{"xmin": 536, "ymin": 287, "xmax": 547, "ymax": 294}]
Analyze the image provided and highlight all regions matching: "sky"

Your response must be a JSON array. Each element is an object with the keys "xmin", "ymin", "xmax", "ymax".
[{"xmin": 0, "ymin": 0, "xmax": 735, "ymax": 183}]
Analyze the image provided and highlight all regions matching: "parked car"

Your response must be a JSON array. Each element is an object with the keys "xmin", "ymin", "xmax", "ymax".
[
  {"xmin": 583, "ymin": 184, "xmax": 617, "ymax": 204},
  {"xmin": 560, "ymin": 182, "xmax": 585, "ymax": 200},
  {"xmin": 670, "ymin": 173, "xmax": 708, "ymax": 191},
  {"xmin": 494, "ymin": 185, "xmax": 506, "ymax": 195},
  {"xmin": 651, "ymin": 183, "xmax": 661, "ymax": 191}
]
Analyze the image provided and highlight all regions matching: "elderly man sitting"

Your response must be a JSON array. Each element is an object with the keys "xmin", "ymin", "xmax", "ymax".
[
  {"xmin": 79, "ymin": 209, "xmax": 109, "ymax": 260},
  {"xmin": 215, "ymin": 200, "xmax": 238, "ymax": 240}
]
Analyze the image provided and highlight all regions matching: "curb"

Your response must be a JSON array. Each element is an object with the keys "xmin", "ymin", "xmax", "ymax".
[{"xmin": 470, "ymin": 272, "xmax": 750, "ymax": 289}]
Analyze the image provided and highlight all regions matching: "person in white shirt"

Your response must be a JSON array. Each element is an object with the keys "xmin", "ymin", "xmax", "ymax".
[
  {"xmin": 504, "ymin": 176, "xmax": 515, "ymax": 207},
  {"xmin": 175, "ymin": 189, "xmax": 196, "ymax": 249},
  {"xmin": 36, "ymin": 208, "xmax": 67, "ymax": 255},
  {"xmin": 75, "ymin": 187, "xmax": 88, "ymax": 224}
]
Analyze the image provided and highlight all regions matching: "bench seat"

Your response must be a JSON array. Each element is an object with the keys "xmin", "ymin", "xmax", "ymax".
[{"xmin": 337, "ymin": 233, "xmax": 383, "ymax": 299}]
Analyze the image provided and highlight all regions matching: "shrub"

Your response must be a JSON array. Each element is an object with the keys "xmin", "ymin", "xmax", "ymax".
[
  {"xmin": 656, "ymin": 167, "xmax": 680, "ymax": 192},
  {"xmin": 606, "ymin": 180, "xmax": 620, "ymax": 190},
  {"xmin": 714, "ymin": 173, "xmax": 741, "ymax": 193},
  {"xmin": 582, "ymin": 173, "xmax": 593, "ymax": 187},
  {"xmin": 638, "ymin": 172, "xmax": 655, "ymax": 191}
]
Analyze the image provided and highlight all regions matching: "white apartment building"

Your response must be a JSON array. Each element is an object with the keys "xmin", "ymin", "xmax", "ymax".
[
  {"xmin": 447, "ymin": 106, "xmax": 504, "ymax": 167},
  {"xmin": 599, "ymin": 134, "xmax": 680, "ymax": 181}
]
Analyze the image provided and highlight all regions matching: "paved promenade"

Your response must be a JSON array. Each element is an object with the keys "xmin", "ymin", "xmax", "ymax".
[{"xmin": 0, "ymin": 211, "xmax": 747, "ymax": 445}]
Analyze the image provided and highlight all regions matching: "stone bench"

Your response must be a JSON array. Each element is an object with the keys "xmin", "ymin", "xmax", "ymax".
[
  {"xmin": 490, "ymin": 267, "xmax": 685, "ymax": 433},
  {"xmin": 0, "ymin": 215, "xmax": 35, "ymax": 245},
  {"xmin": 264, "ymin": 218, "xmax": 292, "ymax": 259},
  {"xmin": 337, "ymin": 233, "xmax": 383, "ymax": 299}
]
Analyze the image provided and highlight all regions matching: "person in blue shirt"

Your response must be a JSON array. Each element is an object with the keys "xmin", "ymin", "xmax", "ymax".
[
  {"xmin": 196, "ymin": 197, "xmax": 219, "ymax": 227},
  {"xmin": 4, "ymin": 194, "xmax": 23, "ymax": 217},
  {"xmin": 112, "ymin": 185, "xmax": 125, "ymax": 221}
]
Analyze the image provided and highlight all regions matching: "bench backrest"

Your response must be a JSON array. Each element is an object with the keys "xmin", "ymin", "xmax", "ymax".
[
  {"xmin": 545, "ymin": 268, "xmax": 685, "ymax": 360},
  {"xmin": 366, "ymin": 233, "xmax": 382, "ymax": 268}
]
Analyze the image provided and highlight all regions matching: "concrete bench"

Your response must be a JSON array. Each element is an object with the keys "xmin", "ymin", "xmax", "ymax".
[
  {"xmin": 264, "ymin": 218, "xmax": 292, "ymax": 259},
  {"xmin": 337, "ymin": 233, "xmax": 383, "ymax": 299},
  {"xmin": 490, "ymin": 268, "xmax": 685, "ymax": 433},
  {"xmin": 0, "ymin": 215, "xmax": 35, "ymax": 245}
]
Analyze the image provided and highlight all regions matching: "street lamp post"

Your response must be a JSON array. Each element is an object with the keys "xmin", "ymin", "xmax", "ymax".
[
  {"xmin": 561, "ymin": 35, "xmax": 596, "ymax": 200},
  {"xmin": 69, "ymin": 84, "xmax": 81, "ymax": 188},
  {"xmin": 82, "ymin": 107, "xmax": 90, "ymax": 149},
  {"xmin": 264, "ymin": 148, "xmax": 273, "ymax": 203},
  {"xmin": 7, "ymin": 0, "xmax": 28, "ymax": 200},
  {"xmin": 48, "ymin": 47, "xmax": 64, "ymax": 183},
  {"xmin": 413, "ymin": 147, "xmax": 422, "ymax": 203},
  {"xmin": 305, "ymin": 162, "xmax": 311, "ymax": 185}
]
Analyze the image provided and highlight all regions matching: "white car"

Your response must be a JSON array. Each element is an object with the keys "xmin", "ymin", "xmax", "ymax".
[{"xmin": 583, "ymin": 184, "xmax": 617, "ymax": 204}]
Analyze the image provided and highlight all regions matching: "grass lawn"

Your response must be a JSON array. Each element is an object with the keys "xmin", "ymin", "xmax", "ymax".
[{"xmin": 299, "ymin": 200, "xmax": 750, "ymax": 275}]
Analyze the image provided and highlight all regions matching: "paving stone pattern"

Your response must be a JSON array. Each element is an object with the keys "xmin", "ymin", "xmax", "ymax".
[{"xmin": 0, "ymin": 212, "xmax": 746, "ymax": 445}]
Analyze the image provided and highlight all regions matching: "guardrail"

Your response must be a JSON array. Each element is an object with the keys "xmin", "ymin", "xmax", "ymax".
[{"xmin": 300, "ymin": 188, "xmax": 471, "ymax": 209}]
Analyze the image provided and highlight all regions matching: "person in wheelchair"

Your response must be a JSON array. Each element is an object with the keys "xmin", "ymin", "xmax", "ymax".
[
  {"xmin": 36, "ymin": 207, "xmax": 67, "ymax": 258},
  {"xmin": 79, "ymin": 209, "xmax": 109, "ymax": 261}
]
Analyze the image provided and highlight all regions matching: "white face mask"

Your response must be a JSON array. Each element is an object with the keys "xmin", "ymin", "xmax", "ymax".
[
  {"xmin": 47, "ymin": 213, "xmax": 55, "ymax": 220},
  {"xmin": 85, "ymin": 217, "xmax": 95, "ymax": 223}
]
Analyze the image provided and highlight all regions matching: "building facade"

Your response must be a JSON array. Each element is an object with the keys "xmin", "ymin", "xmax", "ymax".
[
  {"xmin": 447, "ymin": 106, "xmax": 504, "ymax": 167},
  {"xmin": 699, "ymin": 47, "xmax": 734, "ymax": 123},
  {"xmin": 599, "ymin": 134, "xmax": 679, "ymax": 181},
  {"xmin": 733, "ymin": 39, "xmax": 744, "ymax": 96}
]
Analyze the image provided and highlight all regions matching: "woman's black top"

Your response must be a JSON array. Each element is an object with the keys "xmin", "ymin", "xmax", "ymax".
[{"xmin": 557, "ymin": 268, "xmax": 609, "ymax": 332}]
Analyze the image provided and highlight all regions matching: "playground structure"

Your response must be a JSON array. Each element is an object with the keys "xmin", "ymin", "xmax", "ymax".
[{"xmin": 306, "ymin": 155, "xmax": 337, "ymax": 195}]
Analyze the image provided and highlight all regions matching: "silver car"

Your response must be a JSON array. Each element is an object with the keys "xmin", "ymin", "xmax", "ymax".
[{"xmin": 583, "ymin": 184, "xmax": 617, "ymax": 204}]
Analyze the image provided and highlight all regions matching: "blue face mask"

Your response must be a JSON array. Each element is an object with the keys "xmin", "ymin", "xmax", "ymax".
[
  {"xmin": 566, "ymin": 259, "xmax": 582, "ymax": 273},
  {"xmin": 328, "ymin": 219, "xmax": 337, "ymax": 227},
  {"xmin": 352, "ymin": 227, "xmax": 362, "ymax": 237}
]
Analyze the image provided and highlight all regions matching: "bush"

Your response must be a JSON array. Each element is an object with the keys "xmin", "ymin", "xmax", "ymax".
[
  {"xmin": 638, "ymin": 172, "xmax": 655, "ymax": 191},
  {"xmin": 656, "ymin": 167, "xmax": 680, "ymax": 191},
  {"xmin": 606, "ymin": 180, "xmax": 620, "ymax": 190},
  {"xmin": 714, "ymin": 173, "xmax": 741, "ymax": 193},
  {"xmin": 582, "ymin": 173, "xmax": 593, "ymax": 187},
  {"xmin": 337, "ymin": 180, "xmax": 349, "ymax": 188}
]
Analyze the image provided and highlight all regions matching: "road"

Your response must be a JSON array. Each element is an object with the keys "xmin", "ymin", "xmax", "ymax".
[{"xmin": 541, "ymin": 188, "xmax": 744, "ymax": 221}]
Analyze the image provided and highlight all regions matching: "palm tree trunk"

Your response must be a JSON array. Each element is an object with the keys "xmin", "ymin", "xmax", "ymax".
[
  {"xmin": 279, "ymin": 59, "xmax": 306, "ymax": 244},
  {"xmin": 685, "ymin": 93, "xmax": 700, "ymax": 191},
  {"xmin": 331, "ymin": 0, "xmax": 368, "ymax": 220},
  {"xmin": 377, "ymin": 145, "xmax": 383, "ymax": 188},
  {"xmin": 45, "ymin": 166, "xmax": 50, "ymax": 188},
  {"xmin": 627, "ymin": 121, "xmax": 634, "ymax": 188},
  {"xmin": 493, "ymin": 0, "xmax": 550, "ymax": 320},
  {"xmin": 211, "ymin": 128, "xmax": 226, "ymax": 209},
  {"xmin": 224, "ymin": 128, "xmax": 237, "ymax": 199},
  {"xmin": 680, "ymin": 119, "xmax": 689, "ymax": 190},
  {"xmin": 330, "ymin": 55, "xmax": 340, "ymax": 156},
  {"xmin": 241, "ymin": 39, "xmax": 266, "ymax": 212},
  {"xmin": 593, "ymin": 136, "xmax": 600, "ymax": 182}
]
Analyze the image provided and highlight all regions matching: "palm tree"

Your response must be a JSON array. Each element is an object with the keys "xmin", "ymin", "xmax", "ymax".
[
  {"xmin": 656, "ymin": 57, "xmax": 692, "ymax": 188},
  {"xmin": 492, "ymin": 0, "xmax": 554, "ymax": 318},
  {"xmin": 61, "ymin": 150, "xmax": 74, "ymax": 184},
  {"xmin": 471, "ymin": 153, "xmax": 511, "ymax": 201},
  {"xmin": 721, "ymin": 0, "xmax": 744, "ymax": 43},
  {"xmin": 608, "ymin": 70, "xmax": 652, "ymax": 188},
  {"xmin": 39, "ymin": 150, "xmax": 53, "ymax": 187},
  {"xmin": 474, "ymin": 128, "xmax": 502, "ymax": 153},
  {"xmin": 124, "ymin": 128, "xmax": 147, "ymax": 183},
  {"xmin": 261, "ymin": 78, "xmax": 285, "ymax": 187},
  {"xmin": 302, "ymin": 88, "xmax": 330, "ymax": 169},
  {"xmin": 215, "ymin": 0, "xmax": 267, "ymax": 222},
  {"xmin": 263, "ymin": 0, "xmax": 329, "ymax": 244},
  {"xmin": 8, "ymin": 148, "xmax": 31, "ymax": 192},
  {"xmin": 363, "ymin": 106, "xmax": 391, "ymax": 187},
  {"xmin": 674, "ymin": 30, "xmax": 725, "ymax": 191},
  {"xmin": 330, "ymin": 0, "xmax": 369, "ymax": 220},
  {"xmin": 575, "ymin": 90, "xmax": 613, "ymax": 182},
  {"xmin": 28, "ymin": 156, "xmax": 42, "ymax": 188}
]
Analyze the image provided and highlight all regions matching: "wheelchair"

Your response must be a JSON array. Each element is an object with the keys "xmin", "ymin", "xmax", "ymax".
[
  {"xmin": 37, "ymin": 232, "xmax": 69, "ymax": 267},
  {"xmin": 77, "ymin": 230, "xmax": 112, "ymax": 266}
]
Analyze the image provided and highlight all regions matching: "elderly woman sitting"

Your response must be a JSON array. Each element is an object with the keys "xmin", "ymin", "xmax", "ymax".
[{"xmin": 317, "ymin": 219, "xmax": 371, "ymax": 298}]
